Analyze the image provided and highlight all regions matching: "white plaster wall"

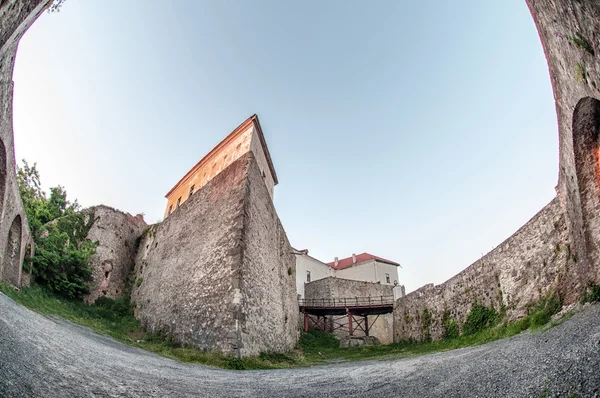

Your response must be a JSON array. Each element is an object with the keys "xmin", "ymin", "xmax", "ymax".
[
  {"xmin": 335, "ymin": 260, "xmax": 399, "ymax": 285},
  {"xmin": 295, "ymin": 254, "xmax": 332, "ymax": 298}
]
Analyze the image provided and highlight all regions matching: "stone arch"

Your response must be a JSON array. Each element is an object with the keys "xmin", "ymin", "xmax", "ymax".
[
  {"xmin": 572, "ymin": 97, "xmax": 600, "ymax": 285},
  {"xmin": 0, "ymin": 138, "xmax": 6, "ymax": 219},
  {"xmin": 3, "ymin": 214, "xmax": 22, "ymax": 286}
]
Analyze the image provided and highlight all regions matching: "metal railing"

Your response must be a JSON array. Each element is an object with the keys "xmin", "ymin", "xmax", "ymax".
[{"xmin": 298, "ymin": 296, "xmax": 394, "ymax": 308}]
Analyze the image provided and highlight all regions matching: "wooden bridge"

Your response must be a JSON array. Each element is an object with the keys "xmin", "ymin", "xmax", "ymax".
[{"xmin": 298, "ymin": 296, "xmax": 395, "ymax": 337}]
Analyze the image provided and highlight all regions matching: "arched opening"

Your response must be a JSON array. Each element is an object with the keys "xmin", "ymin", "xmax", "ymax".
[
  {"xmin": 0, "ymin": 138, "xmax": 6, "ymax": 218},
  {"xmin": 573, "ymin": 96, "xmax": 600, "ymax": 283},
  {"xmin": 3, "ymin": 214, "xmax": 22, "ymax": 286}
]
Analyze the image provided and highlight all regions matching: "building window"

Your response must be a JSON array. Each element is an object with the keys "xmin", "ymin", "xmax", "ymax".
[
  {"xmin": 386, "ymin": 273, "xmax": 390, "ymax": 284},
  {"xmin": 168, "ymin": 204, "xmax": 173, "ymax": 215},
  {"xmin": 189, "ymin": 185, "xmax": 195, "ymax": 197},
  {"xmin": 307, "ymin": 271, "xmax": 311, "ymax": 283},
  {"xmin": 177, "ymin": 197, "xmax": 181, "ymax": 208}
]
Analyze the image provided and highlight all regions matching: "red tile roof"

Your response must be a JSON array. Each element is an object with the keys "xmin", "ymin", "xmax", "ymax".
[{"xmin": 327, "ymin": 253, "xmax": 400, "ymax": 270}]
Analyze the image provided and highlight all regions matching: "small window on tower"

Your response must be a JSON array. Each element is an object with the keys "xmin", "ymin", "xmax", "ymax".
[
  {"xmin": 189, "ymin": 185, "xmax": 195, "ymax": 197},
  {"xmin": 177, "ymin": 197, "xmax": 181, "ymax": 208},
  {"xmin": 386, "ymin": 273, "xmax": 390, "ymax": 284},
  {"xmin": 168, "ymin": 205, "xmax": 173, "ymax": 215},
  {"xmin": 262, "ymin": 170, "xmax": 266, "ymax": 179},
  {"xmin": 307, "ymin": 271, "xmax": 311, "ymax": 283}
]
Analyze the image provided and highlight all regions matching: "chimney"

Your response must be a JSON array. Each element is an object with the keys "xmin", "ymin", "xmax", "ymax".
[
  {"xmin": 352, "ymin": 253, "xmax": 356, "ymax": 264},
  {"xmin": 334, "ymin": 257, "xmax": 339, "ymax": 266}
]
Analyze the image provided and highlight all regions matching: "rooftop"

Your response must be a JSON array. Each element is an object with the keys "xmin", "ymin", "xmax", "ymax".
[{"xmin": 327, "ymin": 253, "xmax": 400, "ymax": 270}]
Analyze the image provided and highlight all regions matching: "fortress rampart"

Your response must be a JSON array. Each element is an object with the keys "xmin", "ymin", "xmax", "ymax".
[{"xmin": 131, "ymin": 152, "xmax": 297, "ymax": 357}]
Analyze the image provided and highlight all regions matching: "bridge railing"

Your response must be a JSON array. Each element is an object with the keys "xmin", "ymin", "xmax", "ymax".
[{"xmin": 298, "ymin": 296, "xmax": 395, "ymax": 308}]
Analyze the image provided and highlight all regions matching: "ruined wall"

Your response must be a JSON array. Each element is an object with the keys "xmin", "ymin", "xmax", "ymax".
[
  {"xmin": 0, "ymin": 0, "xmax": 46, "ymax": 288},
  {"xmin": 305, "ymin": 277, "xmax": 394, "ymax": 344},
  {"xmin": 83, "ymin": 206, "xmax": 146, "ymax": 303},
  {"xmin": 394, "ymin": 197, "xmax": 570, "ymax": 341},
  {"xmin": 132, "ymin": 153, "xmax": 297, "ymax": 357}
]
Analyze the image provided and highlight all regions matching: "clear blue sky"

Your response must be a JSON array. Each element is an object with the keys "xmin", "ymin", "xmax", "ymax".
[{"xmin": 12, "ymin": 1, "xmax": 558, "ymax": 292}]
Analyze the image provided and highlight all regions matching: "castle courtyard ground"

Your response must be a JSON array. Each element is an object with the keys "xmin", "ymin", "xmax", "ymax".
[{"xmin": 1, "ymin": 293, "xmax": 599, "ymax": 397}]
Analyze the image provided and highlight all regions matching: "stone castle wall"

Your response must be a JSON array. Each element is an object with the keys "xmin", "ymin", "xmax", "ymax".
[
  {"xmin": 394, "ymin": 197, "xmax": 570, "ymax": 341},
  {"xmin": 526, "ymin": 0, "xmax": 600, "ymax": 301},
  {"xmin": 0, "ymin": 0, "xmax": 46, "ymax": 288},
  {"xmin": 305, "ymin": 277, "xmax": 394, "ymax": 344},
  {"xmin": 239, "ymin": 153, "xmax": 298, "ymax": 355},
  {"xmin": 83, "ymin": 206, "xmax": 147, "ymax": 303},
  {"xmin": 131, "ymin": 153, "xmax": 297, "ymax": 356}
]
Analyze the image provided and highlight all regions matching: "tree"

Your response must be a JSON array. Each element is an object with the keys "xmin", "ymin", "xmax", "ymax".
[{"xmin": 17, "ymin": 160, "xmax": 96, "ymax": 300}]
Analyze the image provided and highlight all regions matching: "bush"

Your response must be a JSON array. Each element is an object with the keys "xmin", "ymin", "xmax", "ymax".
[
  {"xmin": 462, "ymin": 301, "xmax": 498, "ymax": 336},
  {"xmin": 442, "ymin": 310, "xmax": 459, "ymax": 340}
]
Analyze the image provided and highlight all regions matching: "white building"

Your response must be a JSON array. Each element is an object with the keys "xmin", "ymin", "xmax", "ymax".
[{"xmin": 293, "ymin": 249, "xmax": 402, "ymax": 298}]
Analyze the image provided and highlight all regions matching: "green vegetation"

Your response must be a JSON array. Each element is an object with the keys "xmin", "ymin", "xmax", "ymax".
[
  {"xmin": 17, "ymin": 161, "xmax": 97, "ymax": 299},
  {"xmin": 575, "ymin": 62, "xmax": 587, "ymax": 84},
  {"xmin": 568, "ymin": 32, "xmax": 595, "ymax": 56},
  {"xmin": 581, "ymin": 284, "xmax": 600, "ymax": 303},
  {"xmin": 462, "ymin": 301, "xmax": 498, "ymax": 336},
  {"xmin": 421, "ymin": 308, "xmax": 432, "ymax": 342},
  {"xmin": 442, "ymin": 310, "xmax": 459, "ymax": 340}
]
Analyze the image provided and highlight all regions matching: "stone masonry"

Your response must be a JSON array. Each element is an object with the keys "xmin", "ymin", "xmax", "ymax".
[
  {"xmin": 394, "ymin": 198, "xmax": 569, "ymax": 341},
  {"xmin": 83, "ymin": 206, "xmax": 147, "ymax": 304},
  {"xmin": 305, "ymin": 277, "xmax": 395, "ymax": 344},
  {"xmin": 0, "ymin": 0, "xmax": 46, "ymax": 289},
  {"xmin": 393, "ymin": 1, "xmax": 600, "ymax": 343},
  {"xmin": 131, "ymin": 152, "xmax": 297, "ymax": 357}
]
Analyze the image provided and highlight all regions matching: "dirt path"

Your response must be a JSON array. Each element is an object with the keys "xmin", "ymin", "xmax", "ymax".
[{"xmin": 1, "ymin": 293, "xmax": 599, "ymax": 397}]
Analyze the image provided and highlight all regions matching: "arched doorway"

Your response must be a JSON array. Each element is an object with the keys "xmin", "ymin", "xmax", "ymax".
[
  {"xmin": 573, "ymin": 97, "xmax": 600, "ymax": 284},
  {"xmin": 3, "ymin": 215, "xmax": 22, "ymax": 286}
]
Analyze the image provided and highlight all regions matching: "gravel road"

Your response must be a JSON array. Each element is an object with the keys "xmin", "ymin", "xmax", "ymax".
[{"xmin": 1, "ymin": 293, "xmax": 599, "ymax": 397}]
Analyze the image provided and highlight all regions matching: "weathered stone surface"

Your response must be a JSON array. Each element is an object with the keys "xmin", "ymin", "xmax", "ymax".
[
  {"xmin": 526, "ymin": 0, "xmax": 600, "ymax": 301},
  {"xmin": 131, "ymin": 153, "xmax": 297, "ymax": 356},
  {"xmin": 83, "ymin": 206, "xmax": 146, "ymax": 303},
  {"xmin": 394, "ymin": 198, "xmax": 570, "ymax": 342},
  {"xmin": 0, "ymin": 0, "xmax": 46, "ymax": 288},
  {"xmin": 392, "ymin": 1, "xmax": 600, "ymax": 343},
  {"xmin": 305, "ymin": 277, "xmax": 394, "ymax": 344}
]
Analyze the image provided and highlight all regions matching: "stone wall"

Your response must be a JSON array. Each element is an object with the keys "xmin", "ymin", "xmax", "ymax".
[
  {"xmin": 394, "ymin": 197, "xmax": 570, "ymax": 341},
  {"xmin": 238, "ymin": 154, "xmax": 297, "ymax": 355},
  {"xmin": 83, "ymin": 206, "xmax": 147, "ymax": 303},
  {"xmin": 131, "ymin": 153, "xmax": 297, "ymax": 357},
  {"xmin": 304, "ymin": 277, "xmax": 394, "ymax": 344},
  {"xmin": 0, "ymin": 0, "xmax": 46, "ymax": 288},
  {"xmin": 526, "ymin": 0, "xmax": 600, "ymax": 301}
]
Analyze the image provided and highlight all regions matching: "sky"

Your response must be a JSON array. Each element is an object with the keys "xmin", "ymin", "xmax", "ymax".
[{"xmin": 11, "ymin": 1, "xmax": 559, "ymax": 293}]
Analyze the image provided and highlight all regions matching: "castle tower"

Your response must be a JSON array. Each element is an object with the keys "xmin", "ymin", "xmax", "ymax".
[{"xmin": 163, "ymin": 114, "xmax": 278, "ymax": 218}]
